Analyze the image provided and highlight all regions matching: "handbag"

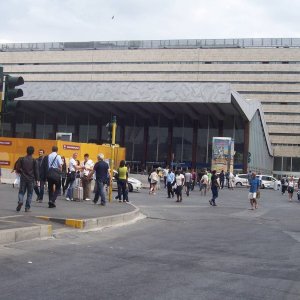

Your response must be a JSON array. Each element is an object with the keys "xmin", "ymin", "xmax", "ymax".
[
  {"xmin": 47, "ymin": 155, "xmax": 62, "ymax": 182},
  {"xmin": 67, "ymin": 171, "xmax": 76, "ymax": 181},
  {"xmin": 256, "ymin": 191, "xmax": 261, "ymax": 199}
]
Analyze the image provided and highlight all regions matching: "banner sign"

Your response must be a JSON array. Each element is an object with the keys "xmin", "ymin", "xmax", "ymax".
[
  {"xmin": 63, "ymin": 144, "xmax": 80, "ymax": 150},
  {"xmin": 0, "ymin": 141, "xmax": 12, "ymax": 146},
  {"xmin": 211, "ymin": 137, "xmax": 234, "ymax": 173}
]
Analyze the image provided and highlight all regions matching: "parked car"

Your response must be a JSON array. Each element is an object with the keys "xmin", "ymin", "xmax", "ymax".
[
  {"xmin": 112, "ymin": 170, "xmax": 142, "ymax": 192},
  {"xmin": 256, "ymin": 175, "xmax": 280, "ymax": 189},
  {"xmin": 234, "ymin": 174, "xmax": 249, "ymax": 186}
]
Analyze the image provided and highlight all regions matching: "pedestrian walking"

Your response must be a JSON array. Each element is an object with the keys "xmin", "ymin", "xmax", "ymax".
[
  {"xmin": 163, "ymin": 166, "xmax": 169, "ymax": 188},
  {"xmin": 184, "ymin": 168, "xmax": 192, "ymax": 196},
  {"xmin": 175, "ymin": 170, "xmax": 184, "ymax": 202},
  {"xmin": 61, "ymin": 156, "xmax": 67, "ymax": 195},
  {"xmin": 197, "ymin": 169, "xmax": 205, "ymax": 191},
  {"xmin": 34, "ymin": 149, "xmax": 46, "ymax": 203},
  {"xmin": 45, "ymin": 146, "xmax": 63, "ymax": 208},
  {"xmin": 228, "ymin": 172, "xmax": 235, "ymax": 190},
  {"xmin": 287, "ymin": 176, "xmax": 295, "ymax": 202},
  {"xmin": 207, "ymin": 170, "xmax": 212, "ymax": 190},
  {"xmin": 191, "ymin": 169, "xmax": 196, "ymax": 191},
  {"xmin": 149, "ymin": 169, "xmax": 159, "ymax": 195},
  {"xmin": 166, "ymin": 169, "xmax": 175, "ymax": 198},
  {"xmin": 248, "ymin": 172, "xmax": 260, "ymax": 210},
  {"xmin": 200, "ymin": 171, "xmax": 208, "ymax": 196},
  {"xmin": 15, "ymin": 146, "xmax": 39, "ymax": 212},
  {"xmin": 225, "ymin": 171, "xmax": 230, "ymax": 188},
  {"xmin": 81, "ymin": 153, "xmax": 94, "ymax": 201},
  {"xmin": 88, "ymin": 153, "xmax": 109, "ymax": 206},
  {"xmin": 209, "ymin": 170, "xmax": 219, "ymax": 206},
  {"xmin": 219, "ymin": 170, "xmax": 225, "ymax": 189}
]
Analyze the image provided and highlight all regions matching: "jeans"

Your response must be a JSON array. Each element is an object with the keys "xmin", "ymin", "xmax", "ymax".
[
  {"xmin": 48, "ymin": 177, "xmax": 61, "ymax": 204},
  {"xmin": 117, "ymin": 179, "xmax": 128, "ymax": 201},
  {"xmin": 167, "ymin": 182, "xmax": 174, "ymax": 198},
  {"xmin": 18, "ymin": 178, "xmax": 34, "ymax": 209},
  {"xmin": 34, "ymin": 180, "xmax": 45, "ymax": 200},
  {"xmin": 211, "ymin": 186, "xmax": 218, "ymax": 204},
  {"xmin": 185, "ymin": 182, "xmax": 191, "ymax": 196},
  {"xmin": 94, "ymin": 180, "xmax": 106, "ymax": 204},
  {"xmin": 66, "ymin": 179, "xmax": 76, "ymax": 199}
]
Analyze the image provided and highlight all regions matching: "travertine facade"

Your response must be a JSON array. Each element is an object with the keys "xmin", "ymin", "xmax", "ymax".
[{"xmin": 0, "ymin": 40, "xmax": 299, "ymax": 172}]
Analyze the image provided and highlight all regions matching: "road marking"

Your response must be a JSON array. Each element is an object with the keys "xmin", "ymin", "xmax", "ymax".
[
  {"xmin": 138, "ymin": 205, "xmax": 209, "ymax": 208},
  {"xmin": 0, "ymin": 215, "xmax": 25, "ymax": 219}
]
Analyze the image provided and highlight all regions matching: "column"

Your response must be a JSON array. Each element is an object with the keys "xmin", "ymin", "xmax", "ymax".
[
  {"xmin": 218, "ymin": 120, "xmax": 224, "ymax": 137},
  {"xmin": 243, "ymin": 121, "xmax": 250, "ymax": 173},
  {"xmin": 192, "ymin": 120, "xmax": 198, "ymax": 168},
  {"xmin": 142, "ymin": 123, "xmax": 149, "ymax": 167},
  {"xmin": 167, "ymin": 121, "xmax": 173, "ymax": 168}
]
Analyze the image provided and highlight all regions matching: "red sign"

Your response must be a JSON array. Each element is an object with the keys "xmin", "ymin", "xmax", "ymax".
[
  {"xmin": 0, "ymin": 141, "xmax": 12, "ymax": 146},
  {"xmin": 63, "ymin": 145, "xmax": 80, "ymax": 150},
  {"xmin": 0, "ymin": 161, "xmax": 10, "ymax": 166}
]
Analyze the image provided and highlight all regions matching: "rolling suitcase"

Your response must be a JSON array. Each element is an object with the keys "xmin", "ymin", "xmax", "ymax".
[{"xmin": 74, "ymin": 186, "xmax": 83, "ymax": 201}]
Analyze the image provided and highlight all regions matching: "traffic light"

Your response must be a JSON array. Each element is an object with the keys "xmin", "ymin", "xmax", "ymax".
[
  {"xmin": 3, "ymin": 75, "xmax": 24, "ymax": 113},
  {"xmin": 105, "ymin": 116, "xmax": 117, "ymax": 144},
  {"xmin": 106, "ymin": 122, "xmax": 113, "ymax": 142}
]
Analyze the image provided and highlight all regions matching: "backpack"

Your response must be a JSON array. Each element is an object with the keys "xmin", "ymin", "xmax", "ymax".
[{"xmin": 281, "ymin": 178, "xmax": 285, "ymax": 185}]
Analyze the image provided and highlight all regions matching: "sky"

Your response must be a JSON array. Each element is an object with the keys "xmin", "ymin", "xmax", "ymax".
[{"xmin": 1, "ymin": 0, "xmax": 299, "ymax": 43}]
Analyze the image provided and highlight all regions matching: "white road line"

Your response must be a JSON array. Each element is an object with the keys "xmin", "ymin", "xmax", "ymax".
[{"xmin": 0, "ymin": 215, "xmax": 25, "ymax": 219}]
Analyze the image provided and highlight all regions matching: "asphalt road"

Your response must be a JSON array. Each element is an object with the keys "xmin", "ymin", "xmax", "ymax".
[{"xmin": 1, "ymin": 186, "xmax": 300, "ymax": 300}]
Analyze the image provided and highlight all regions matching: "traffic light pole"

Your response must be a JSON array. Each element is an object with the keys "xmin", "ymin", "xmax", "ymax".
[{"xmin": 108, "ymin": 116, "xmax": 117, "ymax": 202}]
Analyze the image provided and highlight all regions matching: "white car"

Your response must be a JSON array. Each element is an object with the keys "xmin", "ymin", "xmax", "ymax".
[
  {"xmin": 234, "ymin": 174, "xmax": 249, "ymax": 186},
  {"xmin": 256, "ymin": 175, "xmax": 280, "ymax": 189},
  {"xmin": 112, "ymin": 170, "xmax": 142, "ymax": 192}
]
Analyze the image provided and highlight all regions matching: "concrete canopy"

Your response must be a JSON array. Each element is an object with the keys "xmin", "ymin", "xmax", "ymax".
[{"xmin": 19, "ymin": 81, "xmax": 272, "ymax": 155}]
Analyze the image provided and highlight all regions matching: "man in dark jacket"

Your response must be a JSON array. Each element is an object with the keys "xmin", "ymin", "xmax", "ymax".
[
  {"xmin": 33, "ymin": 149, "xmax": 46, "ymax": 202},
  {"xmin": 16, "ymin": 146, "xmax": 39, "ymax": 212}
]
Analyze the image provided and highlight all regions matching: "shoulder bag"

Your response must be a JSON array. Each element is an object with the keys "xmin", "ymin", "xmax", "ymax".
[{"xmin": 47, "ymin": 155, "xmax": 62, "ymax": 182}]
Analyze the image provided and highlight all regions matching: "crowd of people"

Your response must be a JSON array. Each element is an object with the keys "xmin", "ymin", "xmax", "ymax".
[
  {"xmin": 12, "ymin": 146, "xmax": 300, "ymax": 213},
  {"xmin": 13, "ymin": 145, "xmax": 132, "ymax": 212},
  {"xmin": 147, "ymin": 167, "xmax": 236, "ymax": 206}
]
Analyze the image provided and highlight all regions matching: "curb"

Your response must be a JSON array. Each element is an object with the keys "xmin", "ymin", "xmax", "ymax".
[
  {"xmin": 0, "ymin": 224, "xmax": 52, "ymax": 245},
  {"xmin": 36, "ymin": 204, "xmax": 142, "ymax": 230}
]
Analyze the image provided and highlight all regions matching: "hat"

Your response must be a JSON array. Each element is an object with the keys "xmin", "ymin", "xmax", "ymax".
[{"xmin": 97, "ymin": 153, "xmax": 104, "ymax": 160}]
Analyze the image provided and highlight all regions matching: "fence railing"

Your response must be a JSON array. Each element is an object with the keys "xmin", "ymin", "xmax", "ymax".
[{"xmin": 1, "ymin": 38, "xmax": 300, "ymax": 52}]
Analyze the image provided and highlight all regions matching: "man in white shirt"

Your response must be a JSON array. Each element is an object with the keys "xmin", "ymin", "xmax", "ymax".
[
  {"xmin": 66, "ymin": 153, "xmax": 81, "ymax": 201},
  {"xmin": 163, "ymin": 166, "xmax": 169, "ymax": 188},
  {"xmin": 46, "ymin": 146, "xmax": 63, "ymax": 208},
  {"xmin": 81, "ymin": 153, "xmax": 94, "ymax": 201}
]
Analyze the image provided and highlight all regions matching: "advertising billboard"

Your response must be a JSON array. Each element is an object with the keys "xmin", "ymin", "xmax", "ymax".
[{"xmin": 211, "ymin": 137, "xmax": 234, "ymax": 173}]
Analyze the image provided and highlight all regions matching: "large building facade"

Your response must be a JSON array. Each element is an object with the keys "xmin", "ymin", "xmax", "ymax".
[{"xmin": 0, "ymin": 38, "xmax": 299, "ymax": 174}]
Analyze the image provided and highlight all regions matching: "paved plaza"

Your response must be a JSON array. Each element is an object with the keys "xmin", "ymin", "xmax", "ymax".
[{"xmin": 1, "ymin": 183, "xmax": 300, "ymax": 299}]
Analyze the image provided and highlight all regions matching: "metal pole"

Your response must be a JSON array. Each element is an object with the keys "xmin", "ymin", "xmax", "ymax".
[{"xmin": 108, "ymin": 116, "xmax": 117, "ymax": 202}]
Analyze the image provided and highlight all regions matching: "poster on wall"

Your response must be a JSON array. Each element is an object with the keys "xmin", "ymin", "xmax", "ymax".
[{"xmin": 211, "ymin": 137, "xmax": 234, "ymax": 173}]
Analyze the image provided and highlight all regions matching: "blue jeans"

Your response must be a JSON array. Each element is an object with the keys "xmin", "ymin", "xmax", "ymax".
[
  {"xmin": 66, "ymin": 179, "xmax": 76, "ymax": 199},
  {"xmin": 211, "ymin": 186, "xmax": 218, "ymax": 204},
  {"xmin": 94, "ymin": 180, "xmax": 106, "ymax": 204},
  {"xmin": 18, "ymin": 178, "xmax": 34, "ymax": 209},
  {"xmin": 34, "ymin": 180, "xmax": 45, "ymax": 200}
]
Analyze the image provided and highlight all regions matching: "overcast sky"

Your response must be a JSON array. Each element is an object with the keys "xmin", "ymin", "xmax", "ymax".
[{"xmin": 1, "ymin": 0, "xmax": 299, "ymax": 43}]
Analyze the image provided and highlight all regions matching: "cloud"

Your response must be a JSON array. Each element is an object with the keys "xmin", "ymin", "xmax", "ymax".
[{"xmin": 0, "ymin": 0, "xmax": 299, "ymax": 43}]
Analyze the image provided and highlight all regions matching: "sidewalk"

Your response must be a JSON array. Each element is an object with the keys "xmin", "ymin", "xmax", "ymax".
[{"xmin": 0, "ymin": 183, "xmax": 141, "ymax": 245}]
